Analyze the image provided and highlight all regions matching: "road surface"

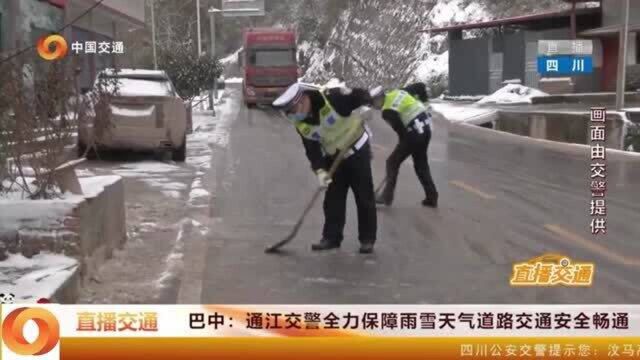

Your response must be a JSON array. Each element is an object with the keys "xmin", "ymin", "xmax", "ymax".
[{"xmin": 175, "ymin": 85, "xmax": 640, "ymax": 304}]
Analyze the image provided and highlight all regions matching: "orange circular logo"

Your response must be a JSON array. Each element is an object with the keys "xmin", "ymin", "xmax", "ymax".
[
  {"xmin": 36, "ymin": 34, "xmax": 68, "ymax": 61},
  {"xmin": 1, "ymin": 307, "xmax": 60, "ymax": 355}
]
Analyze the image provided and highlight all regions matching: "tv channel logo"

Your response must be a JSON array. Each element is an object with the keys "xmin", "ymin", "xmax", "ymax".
[
  {"xmin": 36, "ymin": 34, "xmax": 68, "ymax": 61},
  {"xmin": 1, "ymin": 307, "xmax": 60, "ymax": 359}
]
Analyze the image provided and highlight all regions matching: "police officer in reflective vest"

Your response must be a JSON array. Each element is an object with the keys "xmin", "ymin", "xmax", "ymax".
[
  {"xmin": 273, "ymin": 83, "xmax": 377, "ymax": 254},
  {"xmin": 371, "ymin": 86, "xmax": 439, "ymax": 207}
]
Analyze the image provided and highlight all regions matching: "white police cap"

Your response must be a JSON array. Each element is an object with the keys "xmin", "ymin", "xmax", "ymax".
[
  {"xmin": 369, "ymin": 86, "xmax": 384, "ymax": 98},
  {"xmin": 273, "ymin": 82, "xmax": 320, "ymax": 108}
]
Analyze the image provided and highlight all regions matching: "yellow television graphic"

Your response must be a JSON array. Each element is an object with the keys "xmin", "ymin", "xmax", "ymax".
[{"xmin": 510, "ymin": 253, "xmax": 595, "ymax": 287}]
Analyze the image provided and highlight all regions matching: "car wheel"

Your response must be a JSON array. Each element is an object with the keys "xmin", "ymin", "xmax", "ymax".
[
  {"xmin": 77, "ymin": 141, "xmax": 97, "ymax": 160},
  {"xmin": 246, "ymin": 102, "xmax": 255, "ymax": 109},
  {"xmin": 77, "ymin": 141, "xmax": 87, "ymax": 158},
  {"xmin": 172, "ymin": 137, "xmax": 187, "ymax": 162}
]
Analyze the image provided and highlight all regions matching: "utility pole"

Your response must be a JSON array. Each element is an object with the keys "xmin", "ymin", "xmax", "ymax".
[
  {"xmin": 7, "ymin": 0, "xmax": 21, "ymax": 51},
  {"xmin": 208, "ymin": 8, "xmax": 221, "ymax": 113},
  {"xmin": 207, "ymin": 8, "xmax": 223, "ymax": 114},
  {"xmin": 196, "ymin": 0, "xmax": 202, "ymax": 56},
  {"xmin": 616, "ymin": 0, "xmax": 630, "ymax": 110},
  {"xmin": 151, "ymin": 0, "xmax": 158, "ymax": 69}
]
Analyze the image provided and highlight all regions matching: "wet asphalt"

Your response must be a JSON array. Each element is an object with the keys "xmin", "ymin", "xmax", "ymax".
[{"xmin": 188, "ymin": 86, "xmax": 640, "ymax": 304}]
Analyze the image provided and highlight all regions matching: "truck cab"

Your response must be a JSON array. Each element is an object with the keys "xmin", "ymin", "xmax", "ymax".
[{"xmin": 239, "ymin": 28, "xmax": 299, "ymax": 107}]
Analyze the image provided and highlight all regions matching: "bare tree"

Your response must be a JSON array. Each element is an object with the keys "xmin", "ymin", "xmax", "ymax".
[{"xmin": 0, "ymin": 54, "xmax": 119, "ymax": 199}]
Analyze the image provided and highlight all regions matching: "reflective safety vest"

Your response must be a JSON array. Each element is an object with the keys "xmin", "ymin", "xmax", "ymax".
[
  {"xmin": 383, "ymin": 90, "xmax": 429, "ymax": 128},
  {"xmin": 295, "ymin": 89, "xmax": 366, "ymax": 156}
]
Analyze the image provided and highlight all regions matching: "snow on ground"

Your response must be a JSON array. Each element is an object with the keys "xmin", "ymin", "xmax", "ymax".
[
  {"xmin": 102, "ymin": 69, "xmax": 166, "ymax": 77},
  {"xmin": 112, "ymin": 161, "xmax": 182, "ymax": 175},
  {"xmin": 111, "ymin": 162, "xmax": 192, "ymax": 199},
  {"xmin": 205, "ymin": 98, "xmax": 236, "ymax": 149},
  {"xmin": 431, "ymin": 102, "xmax": 498, "ymax": 124},
  {"xmin": 0, "ymin": 175, "xmax": 120, "ymax": 302},
  {"xmin": 220, "ymin": 48, "xmax": 241, "ymax": 66},
  {"xmin": 440, "ymin": 94, "xmax": 485, "ymax": 102},
  {"xmin": 76, "ymin": 169, "xmax": 96, "ymax": 177},
  {"xmin": 155, "ymin": 218, "xmax": 209, "ymax": 290},
  {"xmin": 79, "ymin": 175, "xmax": 121, "ymax": 199},
  {"xmin": 0, "ymin": 199, "xmax": 80, "ymax": 233},
  {"xmin": 429, "ymin": 0, "xmax": 491, "ymax": 27},
  {"xmin": 477, "ymin": 84, "xmax": 549, "ymax": 105},
  {"xmin": 186, "ymin": 89, "xmax": 235, "ymax": 208},
  {"xmin": 192, "ymin": 90, "xmax": 225, "ymax": 112},
  {"xmin": 154, "ymin": 219, "xmax": 187, "ymax": 288},
  {"xmin": 225, "ymin": 77, "xmax": 243, "ymax": 84},
  {"xmin": 112, "ymin": 78, "xmax": 173, "ymax": 97},
  {"xmin": 409, "ymin": 0, "xmax": 490, "ymax": 85},
  {"xmin": 111, "ymin": 105, "xmax": 155, "ymax": 117},
  {"xmin": 414, "ymin": 49, "xmax": 449, "ymax": 83},
  {"xmin": 188, "ymin": 177, "xmax": 209, "ymax": 208},
  {"xmin": 0, "ymin": 253, "xmax": 78, "ymax": 302}
]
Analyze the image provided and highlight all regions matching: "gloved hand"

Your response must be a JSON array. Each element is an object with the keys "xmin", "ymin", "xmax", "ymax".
[{"xmin": 316, "ymin": 169, "xmax": 333, "ymax": 188}]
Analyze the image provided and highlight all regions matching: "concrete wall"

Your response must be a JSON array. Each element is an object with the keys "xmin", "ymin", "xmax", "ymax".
[
  {"xmin": 0, "ymin": 177, "xmax": 126, "ymax": 282},
  {"xmin": 627, "ymin": 64, "xmax": 640, "ymax": 90},
  {"xmin": 0, "ymin": 2, "xmax": 6, "ymax": 51},
  {"xmin": 503, "ymin": 32, "xmax": 526, "ymax": 84},
  {"xmin": 73, "ymin": 178, "xmax": 127, "ymax": 278},
  {"xmin": 496, "ymin": 111, "xmax": 626, "ymax": 150},
  {"xmin": 449, "ymin": 37, "xmax": 490, "ymax": 96},
  {"xmin": 602, "ymin": 0, "xmax": 640, "ymax": 27}
]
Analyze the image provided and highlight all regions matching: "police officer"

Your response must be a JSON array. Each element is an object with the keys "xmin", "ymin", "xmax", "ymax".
[
  {"xmin": 273, "ymin": 83, "xmax": 377, "ymax": 254},
  {"xmin": 404, "ymin": 82, "xmax": 429, "ymax": 103},
  {"xmin": 371, "ymin": 85, "xmax": 438, "ymax": 208}
]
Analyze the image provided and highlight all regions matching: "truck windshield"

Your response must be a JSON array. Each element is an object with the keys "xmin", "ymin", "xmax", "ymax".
[{"xmin": 250, "ymin": 49, "xmax": 295, "ymax": 67}]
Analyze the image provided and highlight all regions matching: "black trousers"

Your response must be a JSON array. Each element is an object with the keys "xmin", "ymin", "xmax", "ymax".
[
  {"xmin": 323, "ymin": 142, "xmax": 377, "ymax": 244},
  {"xmin": 381, "ymin": 126, "xmax": 438, "ymax": 204}
]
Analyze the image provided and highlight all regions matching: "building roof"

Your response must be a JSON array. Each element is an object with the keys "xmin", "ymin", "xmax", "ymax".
[
  {"xmin": 419, "ymin": 7, "xmax": 600, "ymax": 33},
  {"xmin": 580, "ymin": 23, "xmax": 640, "ymax": 37}
]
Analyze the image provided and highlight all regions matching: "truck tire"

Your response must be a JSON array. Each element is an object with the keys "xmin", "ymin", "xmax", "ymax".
[{"xmin": 172, "ymin": 137, "xmax": 187, "ymax": 162}]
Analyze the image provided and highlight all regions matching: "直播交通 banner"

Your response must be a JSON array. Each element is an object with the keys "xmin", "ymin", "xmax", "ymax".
[{"xmin": 2, "ymin": 304, "xmax": 640, "ymax": 359}]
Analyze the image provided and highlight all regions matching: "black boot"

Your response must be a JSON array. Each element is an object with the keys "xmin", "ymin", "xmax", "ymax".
[
  {"xmin": 359, "ymin": 243, "xmax": 375, "ymax": 254},
  {"xmin": 422, "ymin": 194, "xmax": 438, "ymax": 208},
  {"xmin": 375, "ymin": 195, "xmax": 391, "ymax": 207},
  {"xmin": 311, "ymin": 238, "xmax": 341, "ymax": 251}
]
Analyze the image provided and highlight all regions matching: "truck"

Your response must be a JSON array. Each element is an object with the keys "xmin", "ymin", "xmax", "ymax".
[{"xmin": 239, "ymin": 28, "xmax": 299, "ymax": 107}]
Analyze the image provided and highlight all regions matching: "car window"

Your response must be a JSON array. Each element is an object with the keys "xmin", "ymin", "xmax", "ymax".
[{"xmin": 249, "ymin": 49, "xmax": 296, "ymax": 67}]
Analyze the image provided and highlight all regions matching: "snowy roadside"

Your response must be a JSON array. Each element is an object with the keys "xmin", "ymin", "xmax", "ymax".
[
  {"xmin": 432, "ymin": 85, "xmax": 640, "ymax": 157},
  {"xmin": 0, "ymin": 176, "xmax": 122, "ymax": 303},
  {"xmin": 177, "ymin": 87, "xmax": 241, "ymax": 303},
  {"xmin": 431, "ymin": 84, "xmax": 548, "ymax": 124},
  {"xmin": 0, "ymin": 253, "xmax": 78, "ymax": 303},
  {"xmin": 154, "ymin": 94, "xmax": 237, "ymax": 296},
  {"xmin": 76, "ymin": 88, "xmax": 237, "ymax": 303},
  {"xmin": 431, "ymin": 102, "xmax": 499, "ymax": 125}
]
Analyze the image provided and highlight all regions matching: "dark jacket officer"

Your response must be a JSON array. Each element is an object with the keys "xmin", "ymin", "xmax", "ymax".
[
  {"xmin": 370, "ymin": 83, "xmax": 438, "ymax": 207},
  {"xmin": 273, "ymin": 83, "xmax": 377, "ymax": 254}
]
